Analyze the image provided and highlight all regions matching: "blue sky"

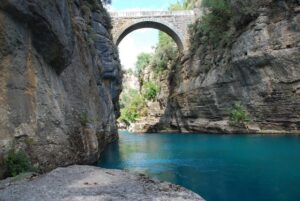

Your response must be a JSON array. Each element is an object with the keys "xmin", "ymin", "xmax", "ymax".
[
  {"xmin": 110, "ymin": 0, "xmax": 179, "ymax": 11},
  {"xmin": 109, "ymin": 0, "xmax": 179, "ymax": 69}
]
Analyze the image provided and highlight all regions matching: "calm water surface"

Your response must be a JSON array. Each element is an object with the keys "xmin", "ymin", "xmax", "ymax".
[{"xmin": 97, "ymin": 131, "xmax": 300, "ymax": 201}]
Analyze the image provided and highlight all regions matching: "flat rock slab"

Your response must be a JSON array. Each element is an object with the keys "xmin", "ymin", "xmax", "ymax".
[{"xmin": 0, "ymin": 165, "xmax": 204, "ymax": 201}]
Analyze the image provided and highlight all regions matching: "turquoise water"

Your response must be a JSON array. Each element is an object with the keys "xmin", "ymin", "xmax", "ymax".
[{"xmin": 97, "ymin": 131, "xmax": 300, "ymax": 201}]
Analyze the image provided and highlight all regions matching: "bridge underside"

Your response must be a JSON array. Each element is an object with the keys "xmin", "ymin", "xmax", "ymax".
[{"xmin": 115, "ymin": 21, "xmax": 184, "ymax": 51}]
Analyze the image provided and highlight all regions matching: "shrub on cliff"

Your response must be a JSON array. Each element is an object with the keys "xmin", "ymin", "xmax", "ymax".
[
  {"xmin": 135, "ymin": 53, "xmax": 152, "ymax": 78},
  {"xmin": 120, "ymin": 88, "xmax": 139, "ymax": 109},
  {"xmin": 5, "ymin": 150, "xmax": 33, "ymax": 177},
  {"xmin": 119, "ymin": 93, "xmax": 146, "ymax": 124},
  {"xmin": 169, "ymin": 0, "xmax": 201, "ymax": 10},
  {"xmin": 142, "ymin": 81, "xmax": 160, "ymax": 101},
  {"xmin": 229, "ymin": 102, "xmax": 251, "ymax": 125},
  {"xmin": 80, "ymin": 112, "xmax": 90, "ymax": 127},
  {"xmin": 189, "ymin": 0, "xmax": 267, "ymax": 50},
  {"xmin": 151, "ymin": 32, "xmax": 178, "ymax": 74}
]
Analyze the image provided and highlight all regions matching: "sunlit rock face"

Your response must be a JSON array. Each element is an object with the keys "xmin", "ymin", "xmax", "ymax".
[
  {"xmin": 0, "ymin": 0, "xmax": 122, "ymax": 178},
  {"xmin": 143, "ymin": 2, "xmax": 300, "ymax": 134},
  {"xmin": 126, "ymin": 63, "xmax": 175, "ymax": 133}
]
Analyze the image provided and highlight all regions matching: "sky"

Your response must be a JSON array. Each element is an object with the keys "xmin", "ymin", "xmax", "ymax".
[
  {"xmin": 109, "ymin": 0, "xmax": 179, "ymax": 70},
  {"xmin": 109, "ymin": 0, "xmax": 179, "ymax": 11}
]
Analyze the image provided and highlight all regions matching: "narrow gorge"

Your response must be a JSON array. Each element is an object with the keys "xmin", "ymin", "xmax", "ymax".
[{"xmin": 0, "ymin": 0, "xmax": 300, "ymax": 200}]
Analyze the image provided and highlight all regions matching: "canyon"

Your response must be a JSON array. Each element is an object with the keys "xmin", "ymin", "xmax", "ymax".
[{"xmin": 0, "ymin": 1, "xmax": 300, "ymax": 200}]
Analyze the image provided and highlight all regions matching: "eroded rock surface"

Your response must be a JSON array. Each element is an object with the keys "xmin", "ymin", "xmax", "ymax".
[
  {"xmin": 0, "ymin": 165, "xmax": 205, "ymax": 201},
  {"xmin": 162, "ymin": 2, "xmax": 300, "ymax": 134},
  {"xmin": 131, "ymin": 2, "xmax": 300, "ymax": 134},
  {"xmin": 0, "ymin": 0, "xmax": 122, "ymax": 177}
]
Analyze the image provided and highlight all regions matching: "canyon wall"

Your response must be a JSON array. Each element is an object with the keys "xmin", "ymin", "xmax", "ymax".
[
  {"xmin": 158, "ymin": 2, "xmax": 300, "ymax": 134},
  {"xmin": 128, "ymin": 65, "xmax": 171, "ymax": 133},
  {"xmin": 0, "ymin": 0, "xmax": 122, "ymax": 177}
]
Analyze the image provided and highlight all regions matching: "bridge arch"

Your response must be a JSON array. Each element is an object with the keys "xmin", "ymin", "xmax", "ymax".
[
  {"xmin": 115, "ymin": 20, "xmax": 184, "ymax": 51},
  {"xmin": 110, "ymin": 11, "xmax": 196, "ymax": 51}
]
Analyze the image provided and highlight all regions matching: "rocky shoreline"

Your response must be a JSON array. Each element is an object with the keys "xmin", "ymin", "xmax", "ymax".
[
  {"xmin": 0, "ymin": 165, "xmax": 204, "ymax": 201},
  {"xmin": 127, "ymin": 120, "xmax": 300, "ymax": 135}
]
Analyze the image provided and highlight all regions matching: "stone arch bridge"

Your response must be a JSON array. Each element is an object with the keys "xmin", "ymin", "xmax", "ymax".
[{"xmin": 110, "ymin": 10, "xmax": 196, "ymax": 51}]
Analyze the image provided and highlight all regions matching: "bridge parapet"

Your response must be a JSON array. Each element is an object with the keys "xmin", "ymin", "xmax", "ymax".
[{"xmin": 109, "ymin": 10, "xmax": 195, "ymax": 18}]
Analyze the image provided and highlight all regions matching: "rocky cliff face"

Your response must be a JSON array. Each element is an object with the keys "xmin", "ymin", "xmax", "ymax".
[
  {"xmin": 0, "ymin": 0, "xmax": 122, "ymax": 177},
  {"xmin": 156, "ymin": 2, "xmax": 300, "ymax": 134},
  {"xmin": 122, "ymin": 71, "xmax": 139, "ymax": 91},
  {"xmin": 128, "ymin": 64, "xmax": 173, "ymax": 133}
]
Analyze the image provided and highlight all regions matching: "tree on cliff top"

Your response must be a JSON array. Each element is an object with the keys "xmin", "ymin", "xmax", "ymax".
[
  {"xmin": 135, "ymin": 53, "xmax": 152, "ymax": 78},
  {"xmin": 169, "ymin": 0, "xmax": 202, "ymax": 10}
]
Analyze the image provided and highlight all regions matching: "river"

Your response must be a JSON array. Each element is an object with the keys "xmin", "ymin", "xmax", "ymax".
[{"xmin": 97, "ymin": 131, "xmax": 300, "ymax": 201}]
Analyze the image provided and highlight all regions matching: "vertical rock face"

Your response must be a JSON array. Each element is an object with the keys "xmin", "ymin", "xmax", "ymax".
[
  {"xmin": 127, "ymin": 64, "xmax": 175, "ymax": 133},
  {"xmin": 156, "ymin": 2, "xmax": 300, "ymax": 134},
  {"xmin": 0, "ymin": 0, "xmax": 122, "ymax": 177},
  {"xmin": 123, "ymin": 61, "xmax": 179, "ymax": 133}
]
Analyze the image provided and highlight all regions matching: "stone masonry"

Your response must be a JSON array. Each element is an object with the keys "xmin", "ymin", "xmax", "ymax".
[{"xmin": 110, "ymin": 10, "xmax": 197, "ymax": 51}]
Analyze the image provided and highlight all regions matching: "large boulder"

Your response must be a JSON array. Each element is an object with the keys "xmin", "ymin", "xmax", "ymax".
[{"xmin": 0, "ymin": 165, "xmax": 205, "ymax": 201}]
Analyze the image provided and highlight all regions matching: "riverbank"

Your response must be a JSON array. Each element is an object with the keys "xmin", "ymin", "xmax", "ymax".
[
  {"xmin": 0, "ymin": 165, "xmax": 204, "ymax": 201},
  {"xmin": 121, "ymin": 121, "xmax": 300, "ymax": 135}
]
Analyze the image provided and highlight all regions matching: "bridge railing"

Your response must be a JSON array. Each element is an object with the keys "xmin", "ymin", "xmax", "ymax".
[{"xmin": 109, "ymin": 10, "xmax": 194, "ymax": 18}]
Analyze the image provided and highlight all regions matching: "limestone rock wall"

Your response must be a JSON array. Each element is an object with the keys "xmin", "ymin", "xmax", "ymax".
[
  {"xmin": 0, "ymin": 0, "xmax": 121, "ymax": 177},
  {"xmin": 158, "ymin": 2, "xmax": 300, "ymax": 134},
  {"xmin": 128, "ymin": 64, "xmax": 172, "ymax": 133}
]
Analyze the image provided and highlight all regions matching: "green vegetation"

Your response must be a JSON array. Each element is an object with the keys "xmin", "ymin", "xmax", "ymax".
[
  {"xmin": 5, "ymin": 149, "xmax": 34, "ymax": 177},
  {"xmin": 169, "ymin": 0, "xmax": 200, "ymax": 10},
  {"xmin": 80, "ymin": 112, "xmax": 89, "ymax": 126},
  {"xmin": 24, "ymin": 138, "xmax": 35, "ymax": 146},
  {"xmin": 119, "ymin": 92, "xmax": 146, "ymax": 124},
  {"xmin": 134, "ymin": 31, "xmax": 178, "ymax": 77},
  {"xmin": 229, "ymin": 102, "xmax": 251, "ymax": 125},
  {"xmin": 119, "ymin": 81, "xmax": 160, "ymax": 124},
  {"xmin": 134, "ymin": 0, "xmax": 195, "ymax": 78},
  {"xmin": 146, "ymin": 1, "xmax": 194, "ymax": 74},
  {"xmin": 190, "ymin": 0, "xmax": 266, "ymax": 49},
  {"xmin": 151, "ymin": 32, "xmax": 178, "ymax": 74},
  {"xmin": 135, "ymin": 53, "xmax": 151, "ymax": 78},
  {"xmin": 142, "ymin": 81, "xmax": 160, "ymax": 101},
  {"xmin": 119, "ymin": 88, "xmax": 139, "ymax": 109}
]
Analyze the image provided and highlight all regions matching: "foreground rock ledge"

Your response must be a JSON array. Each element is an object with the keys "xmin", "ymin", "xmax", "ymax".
[{"xmin": 0, "ymin": 165, "xmax": 204, "ymax": 201}]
